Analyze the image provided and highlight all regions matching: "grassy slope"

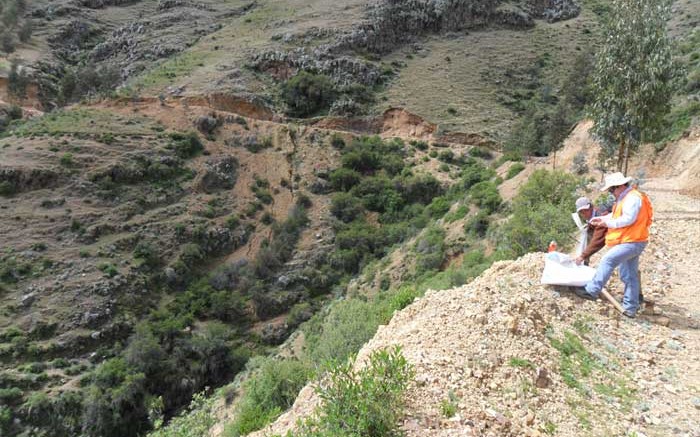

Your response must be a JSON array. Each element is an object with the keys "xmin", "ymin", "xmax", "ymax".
[{"xmin": 378, "ymin": 1, "xmax": 603, "ymax": 140}]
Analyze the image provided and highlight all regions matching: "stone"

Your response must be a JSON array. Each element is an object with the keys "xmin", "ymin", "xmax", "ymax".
[{"xmin": 534, "ymin": 367, "xmax": 551, "ymax": 389}]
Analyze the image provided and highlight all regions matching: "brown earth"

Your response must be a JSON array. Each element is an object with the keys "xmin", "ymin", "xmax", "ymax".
[{"xmin": 247, "ymin": 179, "xmax": 700, "ymax": 437}]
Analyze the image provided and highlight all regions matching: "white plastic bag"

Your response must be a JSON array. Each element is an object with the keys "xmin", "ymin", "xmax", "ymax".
[{"xmin": 540, "ymin": 252, "xmax": 596, "ymax": 286}]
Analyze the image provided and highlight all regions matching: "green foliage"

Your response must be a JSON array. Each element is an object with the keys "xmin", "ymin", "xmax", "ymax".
[
  {"xmin": 440, "ymin": 390, "xmax": 459, "ymax": 418},
  {"xmin": 469, "ymin": 181, "xmax": 501, "ymax": 213},
  {"xmin": 495, "ymin": 170, "xmax": 579, "ymax": 257},
  {"xmin": 329, "ymin": 167, "xmax": 362, "ymax": 191},
  {"xmin": 459, "ymin": 159, "xmax": 495, "ymax": 190},
  {"xmin": 506, "ymin": 162, "xmax": 525, "ymax": 179},
  {"xmin": 59, "ymin": 153, "xmax": 74, "ymax": 167},
  {"xmin": 0, "ymin": 386, "xmax": 22, "ymax": 403},
  {"xmin": 0, "ymin": 180, "xmax": 16, "ymax": 196},
  {"xmin": 7, "ymin": 59, "xmax": 28, "ymax": 99},
  {"xmin": 330, "ymin": 133, "xmax": 346, "ymax": 149},
  {"xmin": 304, "ymin": 299, "xmax": 386, "ymax": 365},
  {"xmin": 330, "ymin": 192, "xmax": 364, "ymax": 223},
  {"xmin": 468, "ymin": 147, "xmax": 492, "ymax": 159},
  {"xmin": 281, "ymin": 71, "xmax": 337, "ymax": 117},
  {"xmin": 295, "ymin": 347, "xmax": 413, "ymax": 437},
  {"xmin": 505, "ymin": 100, "xmax": 572, "ymax": 157},
  {"xmin": 508, "ymin": 357, "xmax": 535, "ymax": 369},
  {"xmin": 590, "ymin": 0, "xmax": 678, "ymax": 170},
  {"xmin": 148, "ymin": 392, "xmax": 215, "ymax": 437},
  {"xmin": 414, "ymin": 226, "xmax": 446, "ymax": 275},
  {"xmin": 226, "ymin": 358, "xmax": 311, "ymax": 436},
  {"xmin": 464, "ymin": 210, "xmax": 490, "ymax": 237},
  {"xmin": 98, "ymin": 262, "xmax": 118, "ymax": 278},
  {"xmin": 561, "ymin": 51, "xmax": 595, "ymax": 113},
  {"xmin": 167, "ymin": 131, "xmax": 203, "ymax": 159},
  {"xmin": 57, "ymin": 63, "xmax": 122, "ymax": 105}
]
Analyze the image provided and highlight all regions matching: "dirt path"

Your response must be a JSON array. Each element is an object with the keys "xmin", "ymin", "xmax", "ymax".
[{"xmin": 630, "ymin": 180, "xmax": 700, "ymax": 435}]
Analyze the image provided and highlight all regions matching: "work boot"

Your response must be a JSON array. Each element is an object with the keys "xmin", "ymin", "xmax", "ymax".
[
  {"xmin": 622, "ymin": 310, "xmax": 636, "ymax": 319},
  {"xmin": 573, "ymin": 287, "xmax": 597, "ymax": 301}
]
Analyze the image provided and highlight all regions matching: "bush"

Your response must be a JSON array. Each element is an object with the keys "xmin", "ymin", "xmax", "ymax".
[
  {"xmin": 296, "ymin": 347, "xmax": 413, "ymax": 437},
  {"xmin": 464, "ymin": 210, "xmax": 490, "ymax": 237},
  {"xmin": 226, "ymin": 358, "xmax": 311, "ymax": 436},
  {"xmin": 330, "ymin": 133, "xmax": 346, "ymax": 149},
  {"xmin": 281, "ymin": 71, "xmax": 337, "ymax": 117},
  {"xmin": 506, "ymin": 162, "xmax": 525, "ymax": 179},
  {"xmin": 495, "ymin": 170, "xmax": 579, "ymax": 257},
  {"xmin": 60, "ymin": 153, "xmax": 74, "ymax": 167},
  {"xmin": 469, "ymin": 181, "xmax": 501, "ymax": 213},
  {"xmin": 414, "ymin": 226, "xmax": 446, "ymax": 274},
  {"xmin": 304, "ymin": 299, "xmax": 385, "ymax": 365},
  {"xmin": 350, "ymin": 176, "xmax": 403, "ymax": 213},
  {"xmin": 330, "ymin": 192, "xmax": 364, "ymax": 223},
  {"xmin": 571, "ymin": 151, "xmax": 589, "ymax": 175},
  {"xmin": 329, "ymin": 167, "xmax": 361, "ymax": 191},
  {"xmin": 460, "ymin": 161, "xmax": 494, "ymax": 189},
  {"xmin": 167, "ymin": 132, "xmax": 203, "ymax": 159},
  {"xmin": 0, "ymin": 181, "xmax": 16, "ymax": 196},
  {"xmin": 468, "ymin": 147, "xmax": 493, "ymax": 159},
  {"xmin": 148, "ymin": 392, "xmax": 215, "ymax": 437}
]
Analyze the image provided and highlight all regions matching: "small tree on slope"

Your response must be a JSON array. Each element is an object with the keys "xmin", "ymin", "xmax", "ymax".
[{"xmin": 589, "ymin": 0, "xmax": 678, "ymax": 173}]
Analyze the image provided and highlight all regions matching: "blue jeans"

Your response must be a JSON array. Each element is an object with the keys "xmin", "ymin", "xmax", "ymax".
[{"xmin": 584, "ymin": 242, "xmax": 647, "ymax": 314}]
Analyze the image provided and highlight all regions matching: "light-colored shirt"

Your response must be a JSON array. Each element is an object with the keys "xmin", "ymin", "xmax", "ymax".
[{"xmin": 601, "ymin": 187, "xmax": 641, "ymax": 229}]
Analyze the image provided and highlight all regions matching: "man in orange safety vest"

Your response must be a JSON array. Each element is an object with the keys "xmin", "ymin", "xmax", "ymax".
[{"xmin": 575, "ymin": 172, "xmax": 653, "ymax": 318}]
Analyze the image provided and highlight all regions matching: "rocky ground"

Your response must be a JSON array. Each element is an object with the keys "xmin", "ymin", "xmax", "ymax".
[{"xmin": 249, "ymin": 179, "xmax": 700, "ymax": 437}]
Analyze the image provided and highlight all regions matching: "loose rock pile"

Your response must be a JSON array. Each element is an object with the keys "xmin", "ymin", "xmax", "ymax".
[{"xmin": 253, "ymin": 189, "xmax": 700, "ymax": 437}]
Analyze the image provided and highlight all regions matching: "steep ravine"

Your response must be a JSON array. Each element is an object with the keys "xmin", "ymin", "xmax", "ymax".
[{"xmin": 247, "ymin": 181, "xmax": 700, "ymax": 437}]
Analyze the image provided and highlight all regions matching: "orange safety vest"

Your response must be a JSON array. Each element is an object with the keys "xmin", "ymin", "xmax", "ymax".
[{"xmin": 605, "ymin": 189, "xmax": 653, "ymax": 247}]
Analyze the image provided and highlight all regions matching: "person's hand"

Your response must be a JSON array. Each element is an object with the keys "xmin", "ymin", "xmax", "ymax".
[
  {"xmin": 589, "ymin": 217, "xmax": 606, "ymax": 227},
  {"xmin": 575, "ymin": 256, "xmax": 584, "ymax": 265}
]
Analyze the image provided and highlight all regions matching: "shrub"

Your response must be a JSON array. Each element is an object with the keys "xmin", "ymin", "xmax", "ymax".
[
  {"xmin": 506, "ymin": 162, "xmax": 526, "ymax": 179},
  {"xmin": 469, "ymin": 181, "xmax": 501, "ymax": 213},
  {"xmin": 350, "ymin": 176, "xmax": 403, "ymax": 213},
  {"xmin": 60, "ymin": 153, "xmax": 74, "ymax": 167},
  {"xmin": 571, "ymin": 151, "xmax": 589, "ymax": 175},
  {"xmin": 330, "ymin": 192, "xmax": 364, "ymax": 223},
  {"xmin": 329, "ymin": 168, "xmax": 361, "ymax": 191},
  {"xmin": 167, "ymin": 132, "xmax": 203, "ymax": 159},
  {"xmin": 396, "ymin": 173, "xmax": 443, "ymax": 205},
  {"xmin": 414, "ymin": 226, "xmax": 446, "ymax": 274},
  {"xmin": 98, "ymin": 263, "xmax": 118, "ymax": 278},
  {"xmin": 226, "ymin": 358, "xmax": 311, "ymax": 436},
  {"xmin": 148, "ymin": 392, "xmax": 215, "ymax": 437},
  {"xmin": 281, "ymin": 71, "xmax": 337, "ymax": 117},
  {"xmin": 460, "ymin": 161, "xmax": 494, "ymax": 189},
  {"xmin": 464, "ymin": 210, "xmax": 490, "ymax": 237},
  {"xmin": 296, "ymin": 347, "xmax": 413, "ymax": 437},
  {"xmin": 304, "ymin": 299, "xmax": 385, "ymax": 364},
  {"xmin": 0, "ymin": 181, "xmax": 16, "ymax": 196},
  {"xmin": 468, "ymin": 147, "xmax": 492, "ymax": 159},
  {"xmin": 0, "ymin": 387, "xmax": 22, "ymax": 403},
  {"xmin": 330, "ymin": 134, "xmax": 346, "ymax": 149},
  {"xmin": 495, "ymin": 170, "xmax": 579, "ymax": 257},
  {"xmin": 438, "ymin": 149, "xmax": 454, "ymax": 163}
]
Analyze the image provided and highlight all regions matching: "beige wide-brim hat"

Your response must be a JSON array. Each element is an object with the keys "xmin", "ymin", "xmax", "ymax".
[{"xmin": 600, "ymin": 172, "xmax": 633, "ymax": 192}]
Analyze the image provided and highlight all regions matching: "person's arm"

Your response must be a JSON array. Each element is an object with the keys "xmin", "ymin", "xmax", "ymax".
[
  {"xmin": 604, "ymin": 195, "xmax": 641, "ymax": 228},
  {"xmin": 580, "ymin": 224, "xmax": 607, "ymax": 260}
]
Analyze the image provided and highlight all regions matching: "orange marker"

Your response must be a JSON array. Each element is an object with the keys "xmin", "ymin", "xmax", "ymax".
[{"xmin": 548, "ymin": 240, "xmax": 557, "ymax": 252}]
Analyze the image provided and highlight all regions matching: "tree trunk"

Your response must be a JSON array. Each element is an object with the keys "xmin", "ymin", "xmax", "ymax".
[
  {"xmin": 616, "ymin": 140, "xmax": 626, "ymax": 172},
  {"xmin": 623, "ymin": 143, "xmax": 630, "ymax": 175}
]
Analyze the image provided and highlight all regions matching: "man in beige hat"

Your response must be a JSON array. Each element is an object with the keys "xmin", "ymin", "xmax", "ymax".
[
  {"xmin": 573, "ymin": 196, "xmax": 607, "ymax": 266},
  {"xmin": 575, "ymin": 172, "xmax": 653, "ymax": 318}
]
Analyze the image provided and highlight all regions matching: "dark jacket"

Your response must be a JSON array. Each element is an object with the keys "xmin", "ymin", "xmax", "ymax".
[{"xmin": 581, "ymin": 208, "xmax": 607, "ymax": 263}]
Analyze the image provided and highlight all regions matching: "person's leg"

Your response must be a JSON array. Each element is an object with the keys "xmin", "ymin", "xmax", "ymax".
[
  {"xmin": 618, "ymin": 243, "xmax": 647, "ymax": 315},
  {"xmin": 584, "ymin": 243, "xmax": 641, "ymax": 297}
]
